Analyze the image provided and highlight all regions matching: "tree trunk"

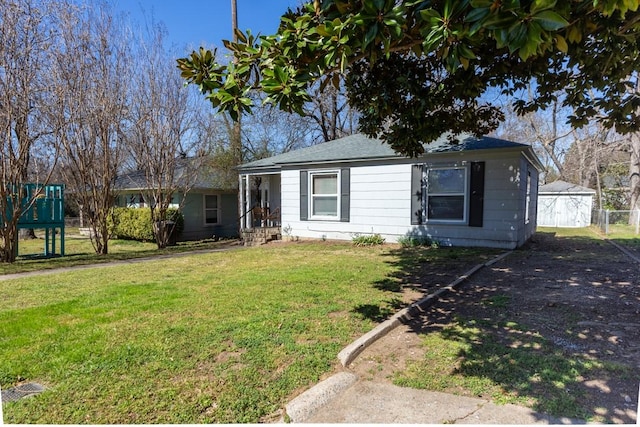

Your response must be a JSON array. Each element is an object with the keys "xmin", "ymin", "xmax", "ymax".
[
  {"xmin": 19, "ymin": 228, "xmax": 36, "ymax": 239},
  {"xmin": 0, "ymin": 226, "xmax": 19, "ymax": 263}
]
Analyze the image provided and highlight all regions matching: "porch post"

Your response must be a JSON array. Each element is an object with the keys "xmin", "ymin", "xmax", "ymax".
[
  {"xmin": 245, "ymin": 174, "xmax": 252, "ymax": 228},
  {"xmin": 263, "ymin": 176, "xmax": 271, "ymax": 226},
  {"xmin": 239, "ymin": 174, "xmax": 245, "ymax": 230}
]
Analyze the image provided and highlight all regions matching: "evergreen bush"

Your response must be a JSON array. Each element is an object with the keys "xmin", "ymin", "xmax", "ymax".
[{"xmin": 110, "ymin": 207, "xmax": 183, "ymax": 242}]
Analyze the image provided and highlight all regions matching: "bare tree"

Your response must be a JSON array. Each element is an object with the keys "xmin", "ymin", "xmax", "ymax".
[
  {"xmin": 0, "ymin": 0, "xmax": 58, "ymax": 262},
  {"xmin": 241, "ymin": 103, "xmax": 316, "ymax": 159},
  {"xmin": 50, "ymin": 1, "xmax": 131, "ymax": 255},
  {"xmin": 304, "ymin": 76, "xmax": 357, "ymax": 143},
  {"xmin": 122, "ymin": 23, "xmax": 201, "ymax": 249},
  {"xmin": 493, "ymin": 92, "xmax": 574, "ymax": 181}
]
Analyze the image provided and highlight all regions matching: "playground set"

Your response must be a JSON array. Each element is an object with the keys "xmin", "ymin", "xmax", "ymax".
[{"xmin": 8, "ymin": 184, "xmax": 65, "ymax": 257}]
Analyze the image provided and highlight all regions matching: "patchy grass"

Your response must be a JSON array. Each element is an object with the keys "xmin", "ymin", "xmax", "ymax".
[
  {"xmin": 1, "ymin": 242, "xmax": 407, "ymax": 423},
  {"xmin": 393, "ymin": 317, "xmax": 631, "ymax": 421},
  {"xmin": 392, "ymin": 228, "xmax": 639, "ymax": 423}
]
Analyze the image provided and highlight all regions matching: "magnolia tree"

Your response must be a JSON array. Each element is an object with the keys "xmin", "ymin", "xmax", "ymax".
[{"xmin": 178, "ymin": 0, "xmax": 640, "ymax": 213}]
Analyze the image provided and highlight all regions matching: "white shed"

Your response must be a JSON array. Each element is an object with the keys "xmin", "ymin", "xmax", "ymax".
[{"xmin": 537, "ymin": 180, "xmax": 595, "ymax": 227}]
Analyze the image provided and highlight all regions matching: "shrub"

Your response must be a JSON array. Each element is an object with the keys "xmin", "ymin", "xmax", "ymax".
[
  {"xmin": 165, "ymin": 208, "xmax": 185, "ymax": 236},
  {"xmin": 110, "ymin": 207, "xmax": 184, "ymax": 242},
  {"xmin": 397, "ymin": 235, "xmax": 439, "ymax": 248},
  {"xmin": 352, "ymin": 233, "xmax": 385, "ymax": 246}
]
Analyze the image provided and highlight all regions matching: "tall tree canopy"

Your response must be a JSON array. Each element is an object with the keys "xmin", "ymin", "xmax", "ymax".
[{"xmin": 177, "ymin": 0, "xmax": 640, "ymax": 157}]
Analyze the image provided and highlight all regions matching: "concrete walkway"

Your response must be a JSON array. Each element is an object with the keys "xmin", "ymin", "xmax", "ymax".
[
  {"xmin": 302, "ymin": 380, "xmax": 581, "ymax": 424},
  {"xmin": 0, "ymin": 241, "xmax": 242, "ymax": 281}
]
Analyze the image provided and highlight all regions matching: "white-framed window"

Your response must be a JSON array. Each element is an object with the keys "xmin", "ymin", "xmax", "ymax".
[
  {"xmin": 425, "ymin": 166, "xmax": 467, "ymax": 222},
  {"xmin": 204, "ymin": 194, "xmax": 220, "ymax": 225},
  {"xmin": 309, "ymin": 171, "xmax": 339, "ymax": 219}
]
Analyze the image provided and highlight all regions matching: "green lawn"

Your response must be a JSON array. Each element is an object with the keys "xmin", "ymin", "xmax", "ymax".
[
  {"xmin": 547, "ymin": 224, "xmax": 640, "ymax": 251},
  {"xmin": 601, "ymin": 224, "xmax": 640, "ymax": 249},
  {"xmin": 4, "ymin": 227, "xmax": 629, "ymax": 423},
  {"xmin": 1, "ymin": 241, "xmax": 410, "ymax": 423}
]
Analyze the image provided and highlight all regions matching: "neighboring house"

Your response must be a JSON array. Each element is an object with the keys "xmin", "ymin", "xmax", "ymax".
[
  {"xmin": 537, "ymin": 180, "xmax": 596, "ymax": 228},
  {"xmin": 238, "ymin": 133, "xmax": 544, "ymax": 249},
  {"xmin": 114, "ymin": 158, "xmax": 238, "ymax": 241}
]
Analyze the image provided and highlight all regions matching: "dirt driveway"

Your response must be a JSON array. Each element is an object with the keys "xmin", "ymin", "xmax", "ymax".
[{"xmin": 348, "ymin": 231, "xmax": 640, "ymax": 424}]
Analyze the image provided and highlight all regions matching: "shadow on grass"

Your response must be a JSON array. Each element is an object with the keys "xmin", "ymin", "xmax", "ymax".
[
  {"xmin": 372, "ymin": 246, "xmax": 502, "ymax": 295},
  {"xmin": 352, "ymin": 243, "xmax": 501, "ymax": 323},
  {"xmin": 353, "ymin": 299, "xmax": 404, "ymax": 323},
  {"xmin": 374, "ymin": 231, "xmax": 640, "ymax": 424},
  {"xmin": 609, "ymin": 236, "xmax": 640, "ymax": 260}
]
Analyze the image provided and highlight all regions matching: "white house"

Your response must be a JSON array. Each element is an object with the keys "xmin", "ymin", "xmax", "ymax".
[
  {"xmin": 537, "ymin": 180, "xmax": 596, "ymax": 228},
  {"xmin": 238, "ymin": 133, "xmax": 544, "ymax": 249}
]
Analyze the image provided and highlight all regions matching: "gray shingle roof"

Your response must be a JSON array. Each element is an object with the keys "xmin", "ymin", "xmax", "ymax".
[
  {"xmin": 238, "ymin": 133, "xmax": 532, "ymax": 171},
  {"xmin": 115, "ymin": 157, "xmax": 233, "ymax": 191},
  {"xmin": 539, "ymin": 180, "xmax": 596, "ymax": 194}
]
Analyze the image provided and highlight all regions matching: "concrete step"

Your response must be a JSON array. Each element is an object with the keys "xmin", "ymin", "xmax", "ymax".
[{"xmin": 242, "ymin": 227, "xmax": 281, "ymax": 246}]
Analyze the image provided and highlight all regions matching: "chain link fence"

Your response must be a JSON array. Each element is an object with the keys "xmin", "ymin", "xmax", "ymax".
[{"xmin": 593, "ymin": 209, "xmax": 640, "ymax": 235}]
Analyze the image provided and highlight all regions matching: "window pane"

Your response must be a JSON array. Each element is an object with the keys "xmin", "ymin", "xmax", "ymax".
[
  {"xmin": 313, "ymin": 175, "xmax": 337, "ymax": 195},
  {"xmin": 313, "ymin": 196, "xmax": 337, "ymax": 216},
  {"xmin": 428, "ymin": 168, "xmax": 465, "ymax": 193},
  {"xmin": 205, "ymin": 210, "xmax": 218, "ymax": 224},
  {"xmin": 428, "ymin": 196, "xmax": 464, "ymax": 220},
  {"xmin": 205, "ymin": 195, "xmax": 218, "ymax": 209}
]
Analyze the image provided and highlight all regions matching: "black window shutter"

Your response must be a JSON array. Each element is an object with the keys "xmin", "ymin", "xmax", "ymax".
[
  {"xmin": 411, "ymin": 164, "xmax": 424, "ymax": 225},
  {"xmin": 300, "ymin": 171, "xmax": 308, "ymax": 221},
  {"xmin": 469, "ymin": 161, "xmax": 485, "ymax": 227},
  {"xmin": 340, "ymin": 168, "xmax": 350, "ymax": 222}
]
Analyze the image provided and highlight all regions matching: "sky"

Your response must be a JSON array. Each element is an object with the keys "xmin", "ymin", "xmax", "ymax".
[{"xmin": 114, "ymin": 0, "xmax": 304, "ymax": 54}]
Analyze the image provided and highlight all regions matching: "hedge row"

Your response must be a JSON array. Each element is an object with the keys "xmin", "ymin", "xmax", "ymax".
[{"xmin": 110, "ymin": 207, "xmax": 184, "ymax": 242}]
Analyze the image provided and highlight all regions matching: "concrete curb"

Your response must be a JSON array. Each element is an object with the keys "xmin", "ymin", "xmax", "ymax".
[
  {"xmin": 338, "ymin": 250, "xmax": 512, "ymax": 367},
  {"xmin": 283, "ymin": 372, "xmax": 357, "ymax": 423},
  {"xmin": 606, "ymin": 239, "xmax": 640, "ymax": 264},
  {"xmin": 284, "ymin": 250, "xmax": 513, "ymax": 423}
]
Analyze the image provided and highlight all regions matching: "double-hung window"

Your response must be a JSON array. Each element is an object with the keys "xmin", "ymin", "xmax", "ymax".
[
  {"xmin": 425, "ymin": 166, "xmax": 467, "ymax": 222},
  {"xmin": 411, "ymin": 162, "xmax": 484, "ymax": 226},
  {"xmin": 310, "ymin": 171, "xmax": 339, "ymax": 218},
  {"xmin": 204, "ymin": 194, "xmax": 220, "ymax": 225},
  {"xmin": 300, "ymin": 169, "xmax": 350, "ymax": 222}
]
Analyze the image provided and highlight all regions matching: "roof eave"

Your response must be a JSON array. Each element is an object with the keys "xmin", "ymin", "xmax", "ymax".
[{"xmin": 239, "ymin": 144, "xmax": 543, "ymax": 171}]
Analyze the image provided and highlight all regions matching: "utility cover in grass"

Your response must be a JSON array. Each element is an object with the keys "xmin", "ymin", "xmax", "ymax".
[{"xmin": 1, "ymin": 382, "xmax": 45, "ymax": 402}]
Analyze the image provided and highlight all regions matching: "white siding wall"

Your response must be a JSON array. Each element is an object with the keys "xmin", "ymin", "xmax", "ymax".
[
  {"xmin": 281, "ymin": 164, "xmax": 413, "ymax": 240},
  {"xmin": 280, "ymin": 151, "xmax": 537, "ymax": 249}
]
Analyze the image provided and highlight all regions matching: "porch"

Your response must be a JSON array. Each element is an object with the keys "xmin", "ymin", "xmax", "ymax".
[{"xmin": 239, "ymin": 172, "xmax": 282, "ymax": 246}]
